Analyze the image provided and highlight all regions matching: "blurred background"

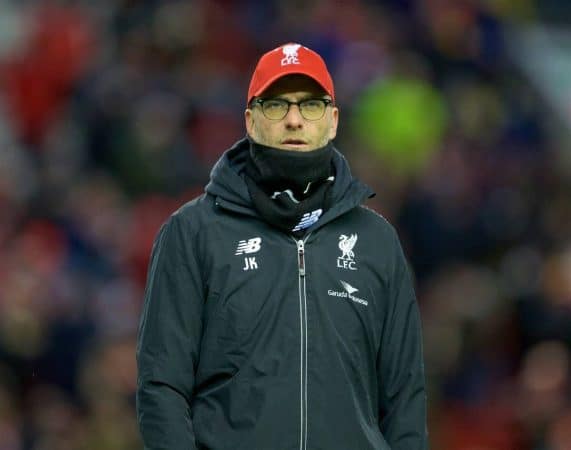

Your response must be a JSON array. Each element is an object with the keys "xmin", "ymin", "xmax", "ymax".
[{"xmin": 1, "ymin": 0, "xmax": 571, "ymax": 449}]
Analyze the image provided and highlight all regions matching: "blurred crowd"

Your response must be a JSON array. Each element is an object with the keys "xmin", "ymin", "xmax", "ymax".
[{"xmin": 1, "ymin": 0, "xmax": 570, "ymax": 449}]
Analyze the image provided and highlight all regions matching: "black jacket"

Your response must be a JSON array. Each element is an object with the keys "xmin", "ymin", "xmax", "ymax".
[{"xmin": 137, "ymin": 138, "xmax": 428, "ymax": 450}]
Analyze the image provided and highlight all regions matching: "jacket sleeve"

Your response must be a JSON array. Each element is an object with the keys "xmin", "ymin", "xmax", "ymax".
[
  {"xmin": 136, "ymin": 212, "xmax": 204, "ymax": 450},
  {"xmin": 377, "ymin": 229, "xmax": 428, "ymax": 449}
]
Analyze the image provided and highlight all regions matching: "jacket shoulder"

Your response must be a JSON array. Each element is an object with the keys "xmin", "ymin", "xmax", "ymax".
[
  {"xmin": 152, "ymin": 193, "xmax": 216, "ymax": 247},
  {"xmin": 170, "ymin": 193, "xmax": 215, "ymax": 225},
  {"xmin": 152, "ymin": 193, "xmax": 216, "ymax": 265},
  {"xmin": 354, "ymin": 205, "xmax": 399, "ymax": 237}
]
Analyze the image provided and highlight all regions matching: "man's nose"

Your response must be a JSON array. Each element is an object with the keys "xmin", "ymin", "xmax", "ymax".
[{"xmin": 284, "ymin": 104, "xmax": 304, "ymax": 129}]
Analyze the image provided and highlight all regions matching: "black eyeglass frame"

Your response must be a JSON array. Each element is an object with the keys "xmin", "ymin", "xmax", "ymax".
[{"xmin": 249, "ymin": 97, "xmax": 334, "ymax": 121}]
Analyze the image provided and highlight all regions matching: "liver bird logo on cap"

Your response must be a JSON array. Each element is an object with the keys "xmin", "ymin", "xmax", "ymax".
[{"xmin": 281, "ymin": 44, "xmax": 301, "ymax": 66}]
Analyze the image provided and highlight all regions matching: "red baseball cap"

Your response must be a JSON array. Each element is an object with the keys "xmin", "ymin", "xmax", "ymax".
[{"xmin": 247, "ymin": 43, "xmax": 335, "ymax": 105}]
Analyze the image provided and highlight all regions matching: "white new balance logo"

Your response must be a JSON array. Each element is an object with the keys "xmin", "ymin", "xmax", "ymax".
[
  {"xmin": 235, "ymin": 237, "xmax": 262, "ymax": 255},
  {"xmin": 292, "ymin": 209, "xmax": 322, "ymax": 232}
]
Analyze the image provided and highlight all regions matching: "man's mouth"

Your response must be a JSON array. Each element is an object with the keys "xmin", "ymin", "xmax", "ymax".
[{"xmin": 281, "ymin": 139, "xmax": 308, "ymax": 146}]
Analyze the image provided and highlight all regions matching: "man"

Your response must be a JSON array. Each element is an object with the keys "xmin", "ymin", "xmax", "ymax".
[{"xmin": 137, "ymin": 43, "xmax": 428, "ymax": 450}]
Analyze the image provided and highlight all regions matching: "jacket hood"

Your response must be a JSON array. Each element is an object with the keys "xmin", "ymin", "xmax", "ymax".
[
  {"xmin": 205, "ymin": 137, "xmax": 375, "ymax": 224},
  {"xmin": 205, "ymin": 137, "xmax": 253, "ymax": 212}
]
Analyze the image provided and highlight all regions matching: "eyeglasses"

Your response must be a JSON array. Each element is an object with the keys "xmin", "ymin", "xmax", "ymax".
[{"xmin": 250, "ymin": 97, "xmax": 333, "ymax": 121}]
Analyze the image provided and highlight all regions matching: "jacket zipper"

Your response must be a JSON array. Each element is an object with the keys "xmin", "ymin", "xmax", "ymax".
[{"xmin": 294, "ymin": 236, "xmax": 309, "ymax": 450}]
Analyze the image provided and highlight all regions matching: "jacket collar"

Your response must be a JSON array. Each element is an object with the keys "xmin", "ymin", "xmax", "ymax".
[{"xmin": 205, "ymin": 137, "xmax": 375, "ymax": 229}]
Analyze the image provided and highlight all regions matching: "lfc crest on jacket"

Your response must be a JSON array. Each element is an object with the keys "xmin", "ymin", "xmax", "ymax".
[{"xmin": 337, "ymin": 234, "xmax": 358, "ymax": 270}]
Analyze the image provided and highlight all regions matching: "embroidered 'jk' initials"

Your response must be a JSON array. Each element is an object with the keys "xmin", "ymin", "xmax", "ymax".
[{"xmin": 243, "ymin": 257, "xmax": 258, "ymax": 271}]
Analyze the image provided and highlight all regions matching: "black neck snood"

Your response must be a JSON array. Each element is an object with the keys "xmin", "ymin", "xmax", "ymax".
[
  {"xmin": 246, "ymin": 139, "xmax": 334, "ymax": 198},
  {"xmin": 244, "ymin": 138, "xmax": 335, "ymax": 236}
]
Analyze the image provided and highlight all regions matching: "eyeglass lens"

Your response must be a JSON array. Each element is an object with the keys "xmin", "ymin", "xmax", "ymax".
[{"xmin": 261, "ymin": 99, "xmax": 328, "ymax": 120}]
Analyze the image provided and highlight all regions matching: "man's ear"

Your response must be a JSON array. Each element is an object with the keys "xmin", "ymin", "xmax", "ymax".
[
  {"xmin": 328, "ymin": 106, "xmax": 339, "ymax": 140},
  {"xmin": 245, "ymin": 108, "xmax": 254, "ymax": 136}
]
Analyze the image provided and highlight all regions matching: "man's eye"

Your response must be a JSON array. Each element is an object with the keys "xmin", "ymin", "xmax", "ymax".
[
  {"xmin": 302, "ymin": 100, "xmax": 322, "ymax": 109},
  {"xmin": 264, "ymin": 100, "xmax": 285, "ymax": 109}
]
